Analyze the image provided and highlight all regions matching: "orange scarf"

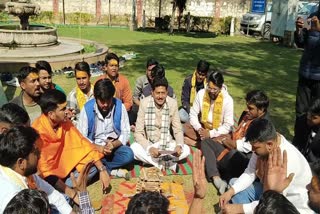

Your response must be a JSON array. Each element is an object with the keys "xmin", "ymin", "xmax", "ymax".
[
  {"xmin": 32, "ymin": 114, "xmax": 103, "ymax": 178},
  {"xmin": 232, "ymin": 114, "xmax": 253, "ymax": 140},
  {"xmin": 201, "ymin": 91, "xmax": 223, "ymax": 130}
]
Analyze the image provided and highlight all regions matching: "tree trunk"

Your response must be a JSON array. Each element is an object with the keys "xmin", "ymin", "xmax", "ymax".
[
  {"xmin": 159, "ymin": 0, "xmax": 162, "ymax": 17},
  {"xmin": 169, "ymin": 1, "xmax": 176, "ymax": 34},
  {"xmin": 177, "ymin": 14, "xmax": 182, "ymax": 29}
]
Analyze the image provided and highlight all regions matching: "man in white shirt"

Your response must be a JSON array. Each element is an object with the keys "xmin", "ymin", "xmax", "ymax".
[
  {"xmin": 219, "ymin": 119, "xmax": 313, "ymax": 214},
  {"xmin": 77, "ymin": 78, "xmax": 134, "ymax": 179},
  {"xmin": 201, "ymin": 90, "xmax": 269, "ymax": 194},
  {"xmin": 0, "ymin": 126, "xmax": 72, "ymax": 214},
  {"xmin": 263, "ymin": 147, "xmax": 320, "ymax": 213},
  {"xmin": 184, "ymin": 71, "xmax": 234, "ymax": 146}
]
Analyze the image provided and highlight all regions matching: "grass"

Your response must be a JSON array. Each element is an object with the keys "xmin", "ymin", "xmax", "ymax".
[
  {"xmin": 2, "ymin": 26, "xmax": 302, "ymax": 213},
  {"xmin": 56, "ymin": 26, "xmax": 301, "ymax": 138}
]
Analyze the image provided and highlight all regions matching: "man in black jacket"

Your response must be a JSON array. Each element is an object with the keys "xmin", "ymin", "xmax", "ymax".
[{"xmin": 179, "ymin": 60, "xmax": 209, "ymax": 123}]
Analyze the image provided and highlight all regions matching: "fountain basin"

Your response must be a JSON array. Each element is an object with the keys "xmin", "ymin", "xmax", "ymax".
[{"xmin": 0, "ymin": 25, "xmax": 58, "ymax": 47}]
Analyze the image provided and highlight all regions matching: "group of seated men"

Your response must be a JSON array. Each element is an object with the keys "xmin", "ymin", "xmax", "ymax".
[{"xmin": 0, "ymin": 52, "xmax": 319, "ymax": 213}]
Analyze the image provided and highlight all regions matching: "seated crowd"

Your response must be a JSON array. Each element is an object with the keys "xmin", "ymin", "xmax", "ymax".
[{"xmin": 0, "ymin": 52, "xmax": 319, "ymax": 214}]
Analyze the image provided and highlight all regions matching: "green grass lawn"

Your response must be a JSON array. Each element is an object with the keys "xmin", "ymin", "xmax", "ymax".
[
  {"xmin": 2, "ymin": 26, "xmax": 302, "ymax": 213},
  {"xmin": 57, "ymin": 26, "xmax": 301, "ymax": 139}
]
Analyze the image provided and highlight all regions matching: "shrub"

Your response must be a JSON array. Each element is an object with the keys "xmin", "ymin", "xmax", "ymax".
[
  {"xmin": 182, "ymin": 15, "xmax": 213, "ymax": 32},
  {"xmin": 83, "ymin": 43, "xmax": 96, "ymax": 53},
  {"xmin": 0, "ymin": 12, "xmax": 9, "ymax": 22},
  {"xmin": 30, "ymin": 11, "xmax": 54, "ymax": 24},
  {"xmin": 66, "ymin": 12, "xmax": 94, "ymax": 25}
]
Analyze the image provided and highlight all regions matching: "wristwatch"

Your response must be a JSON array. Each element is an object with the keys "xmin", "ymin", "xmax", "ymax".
[{"xmin": 99, "ymin": 165, "xmax": 107, "ymax": 172}]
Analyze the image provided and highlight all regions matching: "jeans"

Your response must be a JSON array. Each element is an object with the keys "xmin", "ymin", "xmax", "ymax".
[
  {"xmin": 64, "ymin": 145, "xmax": 134, "ymax": 187},
  {"xmin": 229, "ymin": 178, "xmax": 263, "ymax": 204},
  {"xmin": 100, "ymin": 145, "xmax": 134, "ymax": 173}
]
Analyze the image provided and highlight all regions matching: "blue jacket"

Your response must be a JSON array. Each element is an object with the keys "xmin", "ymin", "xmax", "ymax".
[{"xmin": 84, "ymin": 98, "xmax": 122, "ymax": 141}]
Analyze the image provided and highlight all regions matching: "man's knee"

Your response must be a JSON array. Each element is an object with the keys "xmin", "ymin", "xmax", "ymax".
[
  {"xmin": 130, "ymin": 142, "xmax": 144, "ymax": 160},
  {"xmin": 117, "ymin": 145, "xmax": 134, "ymax": 164},
  {"xmin": 200, "ymin": 138, "xmax": 214, "ymax": 150},
  {"xmin": 179, "ymin": 144, "xmax": 190, "ymax": 160}
]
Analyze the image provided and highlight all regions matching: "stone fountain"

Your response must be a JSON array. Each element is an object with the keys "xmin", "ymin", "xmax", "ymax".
[
  {"xmin": 0, "ymin": 0, "xmax": 108, "ymax": 73},
  {"xmin": 1, "ymin": 0, "xmax": 58, "ymax": 47}
]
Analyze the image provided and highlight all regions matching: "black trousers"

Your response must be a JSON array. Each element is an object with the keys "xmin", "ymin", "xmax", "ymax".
[
  {"xmin": 294, "ymin": 76, "xmax": 320, "ymax": 144},
  {"xmin": 200, "ymin": 138, "xmax": 250, "ymax": 182},
  {"xmin": 295, "ymin": 76, "xmax": 320, "ymax": 117}
]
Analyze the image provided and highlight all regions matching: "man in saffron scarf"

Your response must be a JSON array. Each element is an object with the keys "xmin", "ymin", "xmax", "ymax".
[
  {"xmin": 32, "ymin": 89, "xmax": 110, "ymax": 201},
  {"xmin": 201, "ymin": 90, "xmax": 270, "ymax": 194},
  {"xmin": 131, "ymin": 75, "xmax": 190, "ymax": 171},
  {"xmin": 0, "ymin": 126, "xmax": 74, "ymax": 214},
  {"xmin": 67, "ymin": 61, "xmax": 94, "ymax": 124},
  {"xmin": 184, "ymin": 71, "xmax": 234, "ymax": 147},
  {"xmin": 180, "ymin": 60, "xmax": 209, "ymax": 123}
]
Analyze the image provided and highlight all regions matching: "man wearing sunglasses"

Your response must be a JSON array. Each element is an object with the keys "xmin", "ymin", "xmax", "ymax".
[{"xmin": 184, "ymin": 71, "xmax": 234, "ymax": 147}]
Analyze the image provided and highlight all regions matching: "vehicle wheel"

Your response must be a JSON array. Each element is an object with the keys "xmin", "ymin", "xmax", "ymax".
[{"xmin": 261, "ymin": 23, "xmax": 271, "ymax": 40}]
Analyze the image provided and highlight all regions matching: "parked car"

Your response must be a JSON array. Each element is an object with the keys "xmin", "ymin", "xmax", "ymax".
[
  {"xmin": 240, "ymin": 1, "xmax": 309, "ymax": 39},
  {"xmin": 240, "ymin": 3, "xmax": 272, "ymax": 38}
]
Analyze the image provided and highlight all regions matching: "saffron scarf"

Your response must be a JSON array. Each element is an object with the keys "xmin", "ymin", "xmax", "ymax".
[
  {"xmin": 190, "ymin": 70, "xmax": 207, "ymax": 105},
  {"xmin": 201, "ymin": 90, "xmax": 223, "ymax": 130},
  {"xmin": 145, "ymin": 97, "xmax": 170, "ymax": 150},
  {"xmin": 76, "ymin": 84, "xmax": 93, "ymax": 111},
  {"xmin": 32, "ymin": 114, "xmax": 103, "ymax": 178},
  {"xmin": 232, "ymin": 114, "xmax": 253, "ymax": 140}
]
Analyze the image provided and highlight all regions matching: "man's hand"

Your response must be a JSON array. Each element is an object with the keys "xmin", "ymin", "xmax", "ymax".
[
  {"xmin": 213, "ymin": 134, "xmax": 231, "ymax": 143},
  {"xmin": 296, "ymin": 16, "xmax": 304, "ymax": 31},
  {"xmin": 219, "ymin": 188, "xmax": 234, "ymax": 208},
  {"xmin": 149, "ymin": 147, "xmax": 160, "ymax": 158},
  {"xmin": 65, "ymin": 107, "xmax": 76, "ymax": 120},
  {"xmin": 173, "ymin": 145, "xmax": 183, "ymax": 157},
  {"xmin": 192, "ymin": 150, "xmax": 207, "ymax": 199},
  {"xmin": 198, "ymin": 128, "xmax": 210, "ymax": 140},
  {"xmin": 264, "ymin": 148, "xmax": 294, "ymax": 193},
  {"xmin": 310, "ymin": 16, "xmax": 320, "ymax": 32},
  {"xmin": 70, "ymin": 160, "xmax": 94, "ymax": 192},
  {"xmin": 221, "ymin": 204, "xmax": 244, "ymax": 214},
  {"xmin": 99, "ymin": 170, "xmax": 110, "ymax": 194}
]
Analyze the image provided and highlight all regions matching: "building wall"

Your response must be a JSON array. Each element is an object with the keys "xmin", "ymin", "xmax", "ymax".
[{"xmin": 34, "ymin": 0, "xmax": 251, "ymax": 25}]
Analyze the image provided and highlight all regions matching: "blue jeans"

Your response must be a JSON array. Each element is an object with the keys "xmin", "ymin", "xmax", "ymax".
[
  {"xmin": 64, "ymin": 145, "xmax": 134, "ymax": 187},
  {"xmin": 179, "ymin": 108, "xmax": 190, "ymax": 123},
  {"xmin": 100, "ymin": 145, "xmax": 134, "ymax": 173},
  {"xmin": 229, "ymin": 178, "xmax": 263, "ymax": 204}
]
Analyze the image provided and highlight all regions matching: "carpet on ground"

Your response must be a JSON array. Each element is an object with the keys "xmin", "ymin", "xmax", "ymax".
[{"xmin": 101, "ymin": 182, "xmax": 190, "ymax": 214}]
